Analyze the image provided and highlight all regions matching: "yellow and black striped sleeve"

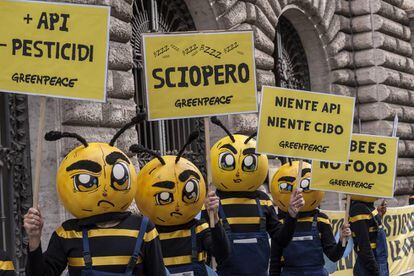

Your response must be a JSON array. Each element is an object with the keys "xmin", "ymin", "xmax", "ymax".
[
  {"xmin": 317, "ymin": 212, "xmax": 345, "ymax": 262},
  {"xmin": 0, "ymin": 250, "xmax": 15, "ymax": 276},
  {"xmin": 26, "ymin": 214, "xmax": 166, "ymax": 276},
  {"xmin": 261, "ymin": 192, "xmax": 296, "ymax": 248},
  {"xmin": 349, "ymin": 201, "xmax": 379, "ymax": 276}
]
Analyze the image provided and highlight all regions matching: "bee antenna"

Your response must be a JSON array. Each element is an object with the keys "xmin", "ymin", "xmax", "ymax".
[
  {"xmin": 44, "ymin": 131, "xmax": 88, "ymax": 147},
  {"xmin": 288, "ymin": 158, "xmax": 292, "ymax": 166},
  {"xmin": 129, "ymin": 144, "xmax": 166, "ymax": 165},
  {"xmin": 278, "ymin": 157, "xmax": 287, "ymax": 165},
  {"xmin": 211, "ymin": 116, "xmax": 235, "ymax": 143},
  {"xmin": 244, "ymin": 132, "xmax": 257, "ymax": 144},
  {"xmin": 176, "ymin": 131, "xmax": 199, "ymax": 163},
  {"xmin": 109, "ymin": 113, "xmax": 146, "ymax": 146}
]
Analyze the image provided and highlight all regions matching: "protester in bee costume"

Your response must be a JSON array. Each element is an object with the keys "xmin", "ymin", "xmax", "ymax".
[
  {"xmin": 0, "ymin": 250, "xmax": 15, "ymax": 276},
  {"xmin": 269, "ymin": 160, "xmax": 351, "ymax": 276},
  {"xmin": 131, "ymin": 131, "xmax": 230, "ymax": 276},
  {"xmin": 202, "ymin": 117, "xmax": 304, "ymax": 276},
  {"xmin": 23, "ymin": 114, "xmax": 166, "ymax": 276},
  {"xmin": 349, "ymin": 195, "xmax": 388, "ymax": 276}
]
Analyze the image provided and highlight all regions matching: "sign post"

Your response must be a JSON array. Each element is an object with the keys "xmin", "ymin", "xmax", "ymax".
[
  {"xmin": 257, "ymin": 86, "xmax": 355, "ymax": 163},
  {"xmin": 142, "ymin": 30, "xmax": 257, "ymax": 120},
  {"xmin": 32, "ymin": 97, "xmax": 46, "ymax": 208},
  {"xmin": 142, "ymin": 30, "xmax": 257, "ymax": 227},
  {"xmin": 0, "ymin": 1, "xmax": 110, "ymax": 207},
  {"xmin": 311, "ymin": 134, "xmax": 399, "ymax": 198}
]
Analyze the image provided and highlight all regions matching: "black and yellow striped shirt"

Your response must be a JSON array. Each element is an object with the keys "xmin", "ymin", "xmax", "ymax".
[
  {"xmin": 349, "ymin": 201, "xmax": 381, "ymax": 276},
  {"xmin": 202, "ymin": 190, "xmax": 296, "ymax": 248},
  {"xmin": 0, "ymin": 250, "xmax": 14, "ymax": 276},
  {"xmin": 156, "ymin": 219, "xmax": 230, "ymax": 269},
  {"xmin": 26, "ymin": 212, "xmax": 165, "ymax": 276}
]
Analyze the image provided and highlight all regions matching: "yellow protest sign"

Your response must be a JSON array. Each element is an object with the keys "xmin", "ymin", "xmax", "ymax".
[
  {"xmin": 323, "ymin": 206, "xmax": 414, "ymax": 276},
  {"xmin": 142, "ymin": 31, "xmax": 257, "ymax": 120},
  {"xmin": 257, "ymin": 87, "xmax": 355, "ymax": 162},
  {"xmin": 0, "ymin": 0, "xmax": 110, "ymax": 102},
  {"xmin": 311, "ymin": 134, "xmax": 398, "ymax": 198}
]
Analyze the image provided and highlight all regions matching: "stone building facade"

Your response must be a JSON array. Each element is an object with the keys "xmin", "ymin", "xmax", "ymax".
[{"xmin": 1, "ymin": 0, "xmax": 414, "ymax": 273}]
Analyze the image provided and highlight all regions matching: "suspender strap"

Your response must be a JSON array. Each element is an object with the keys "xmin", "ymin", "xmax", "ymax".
[
  {"xmin": 218, "ymin": 202, "xmax": 231, "ymax": 231},
  {"xmin": 191, "ymin": 225, "xmax": 198, "ymax": 263},
  {"xmin": 311, "ymin": 213, "xmax": 318, "ymax": 235},
  {"xmin": 255, "ymin": 198, "xmax": 266, "ymax": 232},
  {"xmin": 81, "ymin": 228, "xmax": 93, "ymax": 270},
  {"xmin": 126, "ymin": 216, "xmax": 149, "ymax": 272}
]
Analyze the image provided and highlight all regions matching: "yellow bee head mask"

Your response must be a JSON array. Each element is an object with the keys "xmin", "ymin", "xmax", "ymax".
[
  {"xmin": 270, "ymin": 160, "xmax": 324, "ymax": 212},
  {"xmin": 210, "ymin": 117, "xmax": 269, "ymax": 192},
  {"xmin": 45, "ymin": 115, "xmax": 145, "ymax": 219},
  {"xmin": 131, "ymin": 132, "xmax": 206, "ymax": 226}
]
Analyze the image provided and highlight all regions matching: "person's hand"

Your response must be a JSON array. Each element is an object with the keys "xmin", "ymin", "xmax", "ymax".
[
  {"xmin": 288, "ymin": 189, "xmax": 305, "ymax": 218},
  {"xmin": 205, "ymin": 191, "xmax": 220, "ymax": 224},
  {"xmin": 24, "ymin": 208, "xmax": 43, "ymax": 252},
  {"xmin": 377, "ymin": 200, "xmax": 387, "ymax": 217},
  {"xmin": 340, "ymin": 223, "xmax": 351, "ymax": 242}
]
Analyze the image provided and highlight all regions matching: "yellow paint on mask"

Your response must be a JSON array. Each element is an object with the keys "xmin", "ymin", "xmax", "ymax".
[
  {"xmin": 135, "ymin": 156, "xmax": 206, "ymax": 226},
  {"xmin": 270, "ymin": 161, "xmax": 324, "ymax": 212},
  {"xmin": 210, "ymin": 134, "xmax": 268, "ymax": 192},
  {"xmin": 57, "ymin": 143, "xmax": 137, "ymax": 219}
]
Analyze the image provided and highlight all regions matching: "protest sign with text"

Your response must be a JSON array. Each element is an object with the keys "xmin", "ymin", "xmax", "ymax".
[
  {"xmin": 257, "ymin": 87, "xmax": 355, "ymax": 162},
  {"xmin": 142, "ymin": 30, "xmax": 257, "ymax": 120},
  {"xmin": 311, "ymin": 134, "xmax": 398, "ymax": 198},
  {"xmin": 0, "ymin": 0, "xmax": 110, "ymax": 101},
  {"xmin": 323, "ymin": 206, "xmax": 414, "ymax": 276}
]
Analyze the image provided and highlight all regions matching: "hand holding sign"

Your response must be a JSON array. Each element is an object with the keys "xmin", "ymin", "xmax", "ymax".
[
  {"xmin": 288, "ymin": 188, "xmax": 305, "ymax": 218},
  {"xmin": 339, "ymin": 222, "xmax": 351, "ymax": 244},
  {"xmin": 204, "ymin": 191, "xmax": 220, "ymax": 225},
  {"xmin": 377, "ymin": 200, "xmax": 387, "ymax": 217}
]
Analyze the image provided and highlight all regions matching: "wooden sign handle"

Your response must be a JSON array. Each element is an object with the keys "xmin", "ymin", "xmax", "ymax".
[
  {"xmin": 296, "ymin": 159, "xmax": 303, "ymax": 190},
  {"xmin": 342, "ymin": 194, "xmax": 351, "ymax": 246},
  {"xmin": 204, "ymin": 117, "xmax": 216, "ymax": 228},
  {"xmin": 32, "ymin": 97, "xmax": 47, "ymax": 208}
]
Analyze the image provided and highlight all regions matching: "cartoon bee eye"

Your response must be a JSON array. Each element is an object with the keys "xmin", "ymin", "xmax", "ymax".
[
  {"xmin": 242, "ymin": 155, "xmax": 257, "ymax": 172},
  {"xmin": 73, "ymin": 174, "xmax": 99, "ymax": 192},
  {"xmin": 182, "ymin": 178, "xmax": 200, "ymax": 204},
  {"xmin": 300, "ymin": 178, "xmax": 311, "ymax": 191},
  {"xmin": 111, "ymin": 162, "xmax": 130, "ymax": 191},
  {"xmin": 219, "ymin": 152, "xmax": 235, "ymax": 171},
  {"xmin": 155, "ymin": 192, "xmax": 174, "ymax": 205},
  {"xmin": 279, "ymin": 182, "xmax": 293, "ymax": 192}
]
